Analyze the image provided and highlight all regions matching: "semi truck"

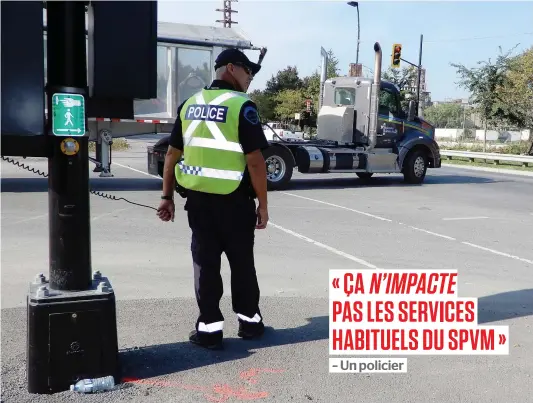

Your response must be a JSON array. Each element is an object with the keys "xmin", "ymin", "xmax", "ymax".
[{"xmin": 147, "ymin": 42, "xmax": 442, "ymax": 190}]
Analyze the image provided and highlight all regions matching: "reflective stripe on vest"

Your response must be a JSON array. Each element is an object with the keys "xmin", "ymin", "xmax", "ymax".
[
  {"xmin": 182, "ymin": 91, "xmax": 244, "ymax": 153},
  {"xmin": 175, "ymin": 89, "xmax": 250, "ymax": 194},
  {"xmin": 177, "ymin": 161, "xmax": 244, "ymax": 181}
]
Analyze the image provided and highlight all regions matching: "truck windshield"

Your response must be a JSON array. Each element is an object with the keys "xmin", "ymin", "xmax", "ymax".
[
  {"xmin": 334, "ymin": 87, "xmax": 356, "ymax": 105},
  {"xmin": 379, "ymin": 88, "xmax": 400, "ymax": 115}
]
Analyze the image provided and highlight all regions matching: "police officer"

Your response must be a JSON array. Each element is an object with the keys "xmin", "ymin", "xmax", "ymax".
[{"xmin": 157, "ymin": 48, "xmax": 270, "ymax": 350}]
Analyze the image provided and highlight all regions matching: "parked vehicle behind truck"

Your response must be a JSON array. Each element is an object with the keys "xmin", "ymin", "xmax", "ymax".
[
  {"xmin": 263, "ymin": 122, "xmax": 305, "ymax": 142},
  {"xmin": 147, "ymin": 42, "xmax": 441, "ymax": 190}
]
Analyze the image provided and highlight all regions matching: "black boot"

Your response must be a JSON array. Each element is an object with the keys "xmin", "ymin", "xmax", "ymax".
[
  {"xmin": 189, "ymin": 330, "xmax": 223, "ymax": 350},
  {"xmin": 237, "ymin": 321, "xmax": 265, "ymax": 340}
]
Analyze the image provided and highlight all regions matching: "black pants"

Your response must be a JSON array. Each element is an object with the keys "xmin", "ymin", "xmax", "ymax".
[{"xmin": 186, "ymin": 191, "xmax": 262, "ymax": 337}]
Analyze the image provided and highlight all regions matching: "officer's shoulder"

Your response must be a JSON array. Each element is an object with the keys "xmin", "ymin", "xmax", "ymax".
[
  {"xmin": 177, "ymin": 99, "xmax": 188, "ymax": 114},
  {"xmin": 240, "ymin": 100, "xmax": 260, "ymax": 126}
]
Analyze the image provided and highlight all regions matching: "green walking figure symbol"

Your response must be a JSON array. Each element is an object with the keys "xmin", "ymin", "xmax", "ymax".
[{"xmin": 65, "ymin": 109, "xmax": 74, "ymax": 126}]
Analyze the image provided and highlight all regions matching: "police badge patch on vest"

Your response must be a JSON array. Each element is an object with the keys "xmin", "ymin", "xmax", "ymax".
[
  {"xmin": 243, "ymin": 106, "xmax": 260, "ymax": 125},
  {"xmin": 185, "ymin": 104, "xmax": 229, "ymax": 123}
]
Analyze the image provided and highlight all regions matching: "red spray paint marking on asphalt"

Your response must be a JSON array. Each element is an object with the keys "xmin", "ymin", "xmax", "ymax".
[
  {"xmin": 204, "ymin": 385, "xmax": 269, "ymax": 402},
  {"xmin": 239, "ymin": 368, "xmax": 285, "ymax": 384},
  {"xmin": 122, "ymin": 368, "xmax": 285, "ymax": 402}
]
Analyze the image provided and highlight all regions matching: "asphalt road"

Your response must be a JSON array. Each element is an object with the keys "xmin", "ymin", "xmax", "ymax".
[{"xmin": 2, "ymin": 134, "xmax": 532, "ymax": 403}]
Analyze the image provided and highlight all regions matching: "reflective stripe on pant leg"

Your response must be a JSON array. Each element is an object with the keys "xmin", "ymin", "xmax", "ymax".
[
  {"xmin": 198, "ymin": 320, "xmax": 224, "ymax": 333},
  {"xmin": 222, "ymin": 198, "xmax": 261, "ymax": 323},
  {"xmin": 237, "ymin": 313, "xmax": 262, "ymax": 323}
]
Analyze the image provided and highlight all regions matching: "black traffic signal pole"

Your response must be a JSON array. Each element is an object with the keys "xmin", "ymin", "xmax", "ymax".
[
  {"xmin": 46, "ymin": 1, "xmax": 92, "ymax": 290},
  {"xmin": 397, "ymin": 34, "xmax": 424, "ymax": 112},
  {"xmin": 27, "ymin": 1, "xmax": 119, "ymax": 393},
  {"xmin": 416, "ymin": 34, "xmax": 423, "ymax": 111}
]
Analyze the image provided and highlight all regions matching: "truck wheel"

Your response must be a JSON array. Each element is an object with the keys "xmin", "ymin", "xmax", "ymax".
[
  {"xmin": 356, "ymin": 172, "xmax": 374, "ymax": 180},
  {"xmin": 403, "ymin": 149, "xmax": 428, "ymax": 184},
  {"xmin": 263, "ymin": 146, "xmax": 293, "ymax": 190}
]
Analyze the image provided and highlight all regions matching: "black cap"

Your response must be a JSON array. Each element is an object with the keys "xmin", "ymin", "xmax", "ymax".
[{"xmin": 214, "ymin": 48, "xmax": 261, "ymax": 76}]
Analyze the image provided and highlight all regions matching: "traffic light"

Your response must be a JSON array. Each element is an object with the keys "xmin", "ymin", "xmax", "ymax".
[{"xmin": 391, "ymin": 43, "xmax": 402, "ymax": 68}]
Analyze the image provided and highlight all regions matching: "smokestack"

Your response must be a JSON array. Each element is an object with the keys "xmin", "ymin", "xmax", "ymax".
[
  {"xmin": 367, "ymin": 42, "xmax": 382, "ymax": 150},
  {"xmin": 319, "ymin": 47, "xmax": 328, "ymax": 111}
]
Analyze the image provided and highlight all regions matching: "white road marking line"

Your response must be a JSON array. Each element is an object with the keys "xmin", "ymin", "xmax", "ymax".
[
  {"xmin": 92, "ymin": 207, "xmax": 132, "ymax": 221},
  {"xmin": 269, "ymin": 221, "xmax": 379, "ymax": 269},
  {"xmin": 8, "ymin": 214, "xmax": 48, "ymax": 225},
  {"xmin": 113, "ymin": 163, "xmax": 376, "ymax": 266},
  {"xmin": 462, "ymin": 242, "xmax": 533, "ymax": 265},
  {"xmin": 282, "ymin": 192, "xmax": 393, "ymax": 222},
  {"xmin": 269, "ymin": 205, "xmax": 337, "ymax": 210},
  {"xmin": 113, "ymin": 162, "xmax": 161, "ymax": 179},
  {"xmin": 409, "ymin": 226, "xmax": 456, "ymax": 240},
  {"xmin": 113, "ymin": 163, "xmax": 533, "ymax": 266},
  {"xmin": 442, "ymin": 216, "xmax": 489, "ymax": 221}
]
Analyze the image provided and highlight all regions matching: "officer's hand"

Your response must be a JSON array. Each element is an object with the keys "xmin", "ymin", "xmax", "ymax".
[
  {"xmin": 157, "ymin": 199, "xmax": 175, "ymax": 222},
  {"xmin": 256, "ymin": 205, "xmax": 269, "ymax": 229}
]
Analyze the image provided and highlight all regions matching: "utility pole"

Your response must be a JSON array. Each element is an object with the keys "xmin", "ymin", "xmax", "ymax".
[
  {"xmin": 347, "ymin": 2, "xmax": 360, "ymax": 66},
  {"xmin": 356, "ymin": 4, "xmax": 360, "ymax": 65},
  {"xmin": 216, "ymin": 0, "xmax": 238, "ymax": 27}
]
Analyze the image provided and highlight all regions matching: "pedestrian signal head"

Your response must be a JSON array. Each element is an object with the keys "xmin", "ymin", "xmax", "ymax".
[{"xmin": 391, "ymin": 44, "xmax": 402, "ymax": 68}]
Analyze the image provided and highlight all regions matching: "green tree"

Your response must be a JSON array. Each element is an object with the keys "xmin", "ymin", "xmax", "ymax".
[
  {"xmin": 265, "ymin": 66, "xmax": 303, "ymax": 94},
  {"xmin": 381, "ymin": 66, "xmax": 418, "ymax": 111},
  {"xmin": 249, "ymin": 89, "xmax": 276, "ymax": 122},
  {"xmin": 450, "ymin": 45, "xmax": 518, "ymax": 130},
  {"xmin": 423, "ymin": 103, "xmax": 468, "ymax": 128},
  {"xmin": 251, "ymin": 49, "xmax": 342, "ymax": 127},
  {"xmin": 498, "ymin": 46, "xmax": 533, "ymax": 128},
  {"xmin": 325, "ymin": 49, "xmax": 341, "ymax": 78},
  {"xmin": 299, "ymin": 49, "xmax": 341, "ymax": 115},
  {"xmin": 274, "ymin": 89, "xmax": 306, "ymax": 122}
]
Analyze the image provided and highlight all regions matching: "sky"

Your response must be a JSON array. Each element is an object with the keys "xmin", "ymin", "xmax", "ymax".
[{"xmin": 157, "ymin": 0, "xmax": 533, "ymax": 102}]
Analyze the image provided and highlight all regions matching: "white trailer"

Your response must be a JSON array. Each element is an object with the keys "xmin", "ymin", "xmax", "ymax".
[{"xmin": 43, "ymin": 18, "xmax": 265, "ymax": 176}]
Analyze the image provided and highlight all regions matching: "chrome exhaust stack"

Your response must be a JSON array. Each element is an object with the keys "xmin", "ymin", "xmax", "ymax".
[
  {"xmin": 367, "ymin": 42, "xmax": 382, "ymax": 151},
  {"xmin": 318, "ymin": 47, "xmax": 328, "ymax": 111}
]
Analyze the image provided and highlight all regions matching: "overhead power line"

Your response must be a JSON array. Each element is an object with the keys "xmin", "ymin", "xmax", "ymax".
[{"xmin": 424, "ymin": 32, "xmax": 533, "ymax": 43}]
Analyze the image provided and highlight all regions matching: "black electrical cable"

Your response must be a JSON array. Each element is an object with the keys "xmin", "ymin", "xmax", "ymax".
[
  {"xmin": 3, "ymin": 119, "xmax": 303, "ymax": 211},
  {"xmin": 1, "ymin": 156, "xmax": 158, "ymax": 211}
]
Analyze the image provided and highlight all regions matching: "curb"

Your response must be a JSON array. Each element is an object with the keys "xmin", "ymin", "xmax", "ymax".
[{"xmin": 442, "ymin": 162, "xmax": 533, "ymax": 177}]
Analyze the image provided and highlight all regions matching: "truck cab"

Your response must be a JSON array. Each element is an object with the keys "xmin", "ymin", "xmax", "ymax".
[
  {"xmin": 147, "ymin": 42, "xmax": 441, "ymax": 191},
  {"xmin": 318, "ymin": 76, "xmax": 436, "ymax": 151}
]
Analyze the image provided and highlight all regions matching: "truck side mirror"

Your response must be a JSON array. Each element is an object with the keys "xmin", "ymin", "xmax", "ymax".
[{"xmin": 408, "ymin": 100, "xmax": 416, "ymax": 121}]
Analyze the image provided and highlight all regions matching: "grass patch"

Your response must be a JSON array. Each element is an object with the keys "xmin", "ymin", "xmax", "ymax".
[
  {"xmin": 442, "ymin": 157, "xmax": 533, "ymax": 172},
  {"xmin": 88, "ymin": 138, "xmax": 129, "ymax": 152}
]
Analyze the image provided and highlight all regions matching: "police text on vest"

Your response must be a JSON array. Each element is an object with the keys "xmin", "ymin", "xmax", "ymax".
[{"xmin": 185, "ymin": 105, "xmax": 228, "ymax": 123}]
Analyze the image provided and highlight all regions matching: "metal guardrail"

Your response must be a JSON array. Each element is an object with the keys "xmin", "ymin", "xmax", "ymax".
[{"xmin": 440, "ymin": 150, "xmax": 533, "ymax": 167}]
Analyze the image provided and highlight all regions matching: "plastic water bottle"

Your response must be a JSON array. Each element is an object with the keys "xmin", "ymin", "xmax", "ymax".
[{"xmin": 70, "ymin": 376, "xmax": 115, "ymax": 393}]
